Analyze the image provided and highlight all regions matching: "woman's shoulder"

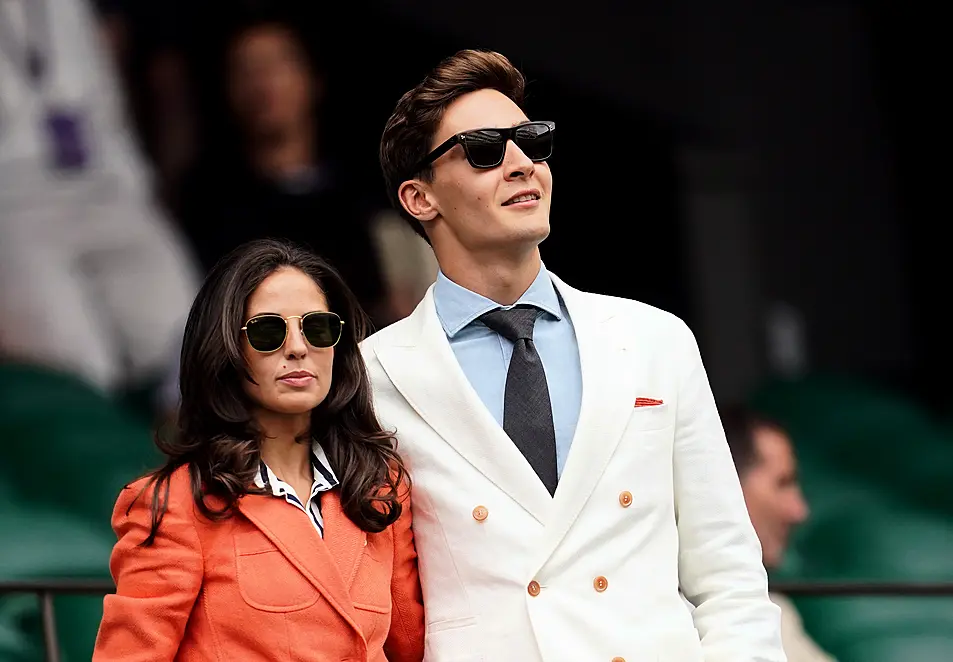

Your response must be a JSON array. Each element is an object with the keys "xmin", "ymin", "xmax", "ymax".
[{"xmin": 114, "ymin": 465, "xmax": 195, "ymax": 519}]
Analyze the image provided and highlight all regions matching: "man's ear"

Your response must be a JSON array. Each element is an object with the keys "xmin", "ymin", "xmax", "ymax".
[{"xmin": 398, "ymin": 179, "xmax": 440, "ymax": 224}]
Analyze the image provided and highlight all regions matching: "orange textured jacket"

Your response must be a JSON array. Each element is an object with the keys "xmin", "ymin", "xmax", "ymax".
[{"xmin": 93, "ymin": 466, "xmax": 424, "ymax": 662}]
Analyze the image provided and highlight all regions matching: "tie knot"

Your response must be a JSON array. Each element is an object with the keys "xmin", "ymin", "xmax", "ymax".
[{"xmin": 480, "ymin": 305, "xmax": 540, "ymax": 342}]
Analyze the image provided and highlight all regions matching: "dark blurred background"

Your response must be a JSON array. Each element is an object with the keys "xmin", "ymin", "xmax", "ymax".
[
  {"xmin": 113, "ymin": 0, "xmax": 944, "ymax": 408},
  {"xmin": 1, "ymin": 1, "xmax": 948, "ymax": 660}
]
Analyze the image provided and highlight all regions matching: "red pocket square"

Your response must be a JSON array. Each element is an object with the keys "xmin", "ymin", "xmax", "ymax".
[{"xmin": 634, "ymin": 397, "xmax": 664, "ymax": 407}]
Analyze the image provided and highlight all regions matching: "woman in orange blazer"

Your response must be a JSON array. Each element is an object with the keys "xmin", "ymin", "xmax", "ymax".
[{"xmin": 93, "ymin": 239, "xmax": 424, "ymax": 662}]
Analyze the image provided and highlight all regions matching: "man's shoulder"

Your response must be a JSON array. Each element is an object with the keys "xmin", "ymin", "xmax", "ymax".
[
  {"xmin": 582, "ymin": 288, "xmax": 685, "ymax": 325},
  {"xmin": 557, "ymin": 277, "xmax": 692, "ymax": 340},
  {"xmin": 770, "ymin": 592, "xmax": 839, "ymax": 661},
  {"xmin": 769, "ymin": 592, "xmax": 801, "ymax": 624},
  {"xmin": 361, "ymin": 315, "xmax": 416, "ymax": 362}
]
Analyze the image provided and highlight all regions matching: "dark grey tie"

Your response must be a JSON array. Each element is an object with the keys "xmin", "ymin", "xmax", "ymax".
[{"xmin": 480, "ymin": 305, "xmax": 558, "ymax": 496}]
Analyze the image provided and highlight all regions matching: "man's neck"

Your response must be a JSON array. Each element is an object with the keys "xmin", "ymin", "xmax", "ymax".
[
  {"xmin": 247, "ymin": 124, "xmax": 315, "ymax": 178},
  {"xmin": 439, "ymin": 248, "xmax": 542, "ymax": 306}
]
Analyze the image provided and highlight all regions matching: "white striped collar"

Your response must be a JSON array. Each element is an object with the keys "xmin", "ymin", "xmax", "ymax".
[{"xmin": 254, "ymin": 440, "xmax": 339, "ymax": 497}]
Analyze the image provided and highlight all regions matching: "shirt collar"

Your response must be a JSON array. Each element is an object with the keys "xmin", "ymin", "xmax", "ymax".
[
  {"xmin": 434, "ymin": 262, "xmax": 562, "ymax": 338},
  {"xmin": 254, "ymin": 440, "xmax": 339, "ymax": 494}
]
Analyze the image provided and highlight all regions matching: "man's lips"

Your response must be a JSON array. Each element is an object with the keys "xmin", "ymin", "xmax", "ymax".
[{"xmin": 503, "ymin": 189, "xmax": 541, "ymax": 206}]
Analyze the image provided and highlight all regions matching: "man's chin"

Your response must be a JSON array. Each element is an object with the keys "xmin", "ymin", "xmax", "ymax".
[
  {"xmin": 513, "ymin": 215, "xmax": 551, "ymax": 243},
  {"xmin": 763, "ymin": 548, "xmax": 784, "ymax": 571}
]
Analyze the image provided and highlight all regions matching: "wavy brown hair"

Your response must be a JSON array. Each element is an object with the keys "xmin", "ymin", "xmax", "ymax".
[{"xmin": 137, "ymin": 238, "xmax": 407, "ymax": 544}]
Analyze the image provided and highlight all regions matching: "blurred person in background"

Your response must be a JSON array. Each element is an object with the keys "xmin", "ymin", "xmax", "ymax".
[
  {"xmin": 722, "ymin": 404, "xmax": 836, "ymax": 662},
  {"xmin": 93, "ymin": 239, "xmax": 424, "ymax": 662},
  {"xmin": 176, "ymin": 11, "xmax": 434, "ymax": 331},
  {"xmin": 90, "ymin": 0, "xmax": 201, "ymax": 209},
  {"xmin": 362, "ymin": 49, "xmax": 784, "ymax": 661},
  {"xmin": 0, "ymin": 0, "xmax": 198, "ymax": 398}
]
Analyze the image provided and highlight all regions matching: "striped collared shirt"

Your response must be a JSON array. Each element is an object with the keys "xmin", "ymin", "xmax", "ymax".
[{"xmin": 254, "ymin": 441, "xmax": 339, "ymax": 537}]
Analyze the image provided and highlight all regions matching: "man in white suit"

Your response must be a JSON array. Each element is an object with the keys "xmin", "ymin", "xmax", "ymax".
[{"xmin": 362, "ymin": 49, "xmax": 785, "ymax": 661}]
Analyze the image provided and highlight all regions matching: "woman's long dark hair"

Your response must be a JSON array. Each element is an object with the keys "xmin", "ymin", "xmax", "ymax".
[{"xmin": 137, "ymin": 238, "xmax": 407, "ymax": 544}]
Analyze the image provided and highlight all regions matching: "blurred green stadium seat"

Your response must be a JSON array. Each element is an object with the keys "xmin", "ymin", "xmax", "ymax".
[
  {"xmin": 0, "ymin": 500, "xmax": 114, "ymax": 662},
  {"xmin": 0, "ymin": 363, "xmax": 160, "ymax": 532},
  {"xmin": 0, "ymin": 363, "xmax": 159, "ymax": 661},
  {"xmin": 0, "ymin": 595, "xmax": 42, "ymax": 662},
  {"xmin": 750, "ymin": 374, "xmax": 953, "ymax": 517},
  {"xmin": 836, "ymin": 632, "xmax": 953, "ymax": 662},
  {"xmin": 755, "ymin": 378, "xmax": 953, "ymax": 661}
]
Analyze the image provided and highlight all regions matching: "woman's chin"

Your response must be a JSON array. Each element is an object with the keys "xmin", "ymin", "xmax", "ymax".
[{"xmin": 264, "ymin": 390, "xmax": 328, "ymax": 416}]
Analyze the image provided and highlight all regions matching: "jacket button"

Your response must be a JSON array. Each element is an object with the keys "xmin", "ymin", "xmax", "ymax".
[
  {"xmin": 527, "ymin": 580, "xmax": 541, "ymax": 597},
  {"xmin": 619, "ymin": 491, "xmax": 633, "ymax": 507},
  {"xmin": 594, "ymin": 576, "xmax": 608, "ymax": 592},
  {"xmin": 472, "ymin": 505, "xmax": 488, "ymax": 522}
]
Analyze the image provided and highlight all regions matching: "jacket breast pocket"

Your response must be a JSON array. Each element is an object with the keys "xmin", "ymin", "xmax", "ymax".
[
  {"xmin": 629, "ymin": 402, "xmax": 674, "ymax": 432},
  {"xmin": 234, "ymin": 533, "xmax": 320, "ymax": 612}
]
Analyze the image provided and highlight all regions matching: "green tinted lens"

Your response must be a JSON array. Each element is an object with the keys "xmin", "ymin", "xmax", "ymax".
[
  {"xmin": 245, "ymin": 315, "xmax": 287, "ymax": 352},
  {"xmin": 302, "ymin": 312, "xmax": 342, "ymax": 348}
]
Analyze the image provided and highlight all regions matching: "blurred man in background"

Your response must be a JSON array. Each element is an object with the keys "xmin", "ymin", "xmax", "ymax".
[
  {"xmin": 176, "ymin": 11, "xmax": 435, "ymax": 329},
  {"xmin": 0, "ymin": 0, "xmax": 199, "ymax": 398},
  {"xmin": 722, "ymin": 405, "xmax": 837, "ymax": 662}
]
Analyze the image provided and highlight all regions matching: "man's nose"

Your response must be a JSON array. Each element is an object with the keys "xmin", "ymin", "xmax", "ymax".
[
  {"xmin": 502, "ymin": 140, "xmax": 535, "ymax": 181},
  {"xmin": 788, "ymin": 489, "xmax": 810, "ymax": 523}
]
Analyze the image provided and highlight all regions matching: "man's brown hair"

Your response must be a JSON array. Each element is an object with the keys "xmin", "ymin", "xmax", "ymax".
[
  {"xmin": 720, "ymin": 404, "xmax": 787, "ymax": 477},
  {"xmin": 379, "ymin": 49, "xmax": 526, "ymax": 241}
]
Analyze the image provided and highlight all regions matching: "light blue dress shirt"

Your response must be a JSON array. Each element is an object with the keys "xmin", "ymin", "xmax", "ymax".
[{"xmin": 433, "ymin": 264, "xmax": 582, "ymax": 477}]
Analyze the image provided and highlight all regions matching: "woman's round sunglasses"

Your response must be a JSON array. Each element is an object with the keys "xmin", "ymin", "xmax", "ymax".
[
  {"xmin": 412, "ymin": 121, "xmax": 555, "ymax": 175},
  {"xmin": 241, "ymin": 311, "xmax": 344, "ymax": 353}
]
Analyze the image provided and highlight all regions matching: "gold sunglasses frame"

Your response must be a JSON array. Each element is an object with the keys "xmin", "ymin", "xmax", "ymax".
[{"xmin": 241, "ymin": 311, "xmax": 345, "ymax": 354}]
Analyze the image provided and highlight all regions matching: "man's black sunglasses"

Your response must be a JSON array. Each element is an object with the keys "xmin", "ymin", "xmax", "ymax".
[{"xmin": 411, "ymin": 121, "xmax": 555, "ymax": 176}]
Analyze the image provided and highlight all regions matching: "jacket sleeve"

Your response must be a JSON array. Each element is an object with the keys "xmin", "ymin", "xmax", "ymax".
[
  {"xmin": 93, "ymin": 477, "xmax": 203, "ymax": 662},
  {"xmin": 672, "ymin": 321, "xmax": 787, "ymax": 662},
  {"xmin": 383, "ymin": 483, "xmax": 425, "ymax": 662}
]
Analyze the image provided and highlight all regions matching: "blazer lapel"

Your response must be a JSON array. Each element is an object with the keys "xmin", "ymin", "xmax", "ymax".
[
  {"xmin": 320, "ymin": 491, "xmax": 367, "ymax": 588},
  {"xmin": 374, "ymin": 289, "xmax": 553, "ymax": 524},
  {"xmin": 534, "ymin": 276, "xmax": 638, "ymax": 565},
  {"xmin": 237, "ymin": 494, "xmax": 360, "ymax": 630}
]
